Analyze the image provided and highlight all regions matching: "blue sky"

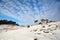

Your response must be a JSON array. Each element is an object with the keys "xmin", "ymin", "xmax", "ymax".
[{"xmin": 0, "ymin": 0, "xmax": 60, "ymax": 25}]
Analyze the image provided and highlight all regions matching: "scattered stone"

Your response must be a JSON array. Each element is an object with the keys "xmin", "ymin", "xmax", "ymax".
[
  {"xmin": 33, "ymin": 29, "xmax": 37, "ymax": 32},
  {"xmin": 43, "ymin": 30, "xmax": 49, "ymax": 33},
  {"xmin": 37, "ymin": 33, "xmax": 41, "ymax": 34},
  {"xmin": 42, "ymin": 26, "xmax": 45, "ymax": 28}
]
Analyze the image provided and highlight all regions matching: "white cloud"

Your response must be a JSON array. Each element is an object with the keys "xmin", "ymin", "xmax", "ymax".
[{"xmin": 0, "ymin": 0, "xmax": 60, "ymax": 25}]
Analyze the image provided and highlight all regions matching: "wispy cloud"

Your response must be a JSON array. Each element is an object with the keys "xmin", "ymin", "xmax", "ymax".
[{"xmin": 0, "ymin": 0, "xmax": 60, "ymax": 25}]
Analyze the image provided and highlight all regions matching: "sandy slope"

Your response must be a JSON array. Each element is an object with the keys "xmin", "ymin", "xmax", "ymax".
[{"xmin": 0, "ymin": 22, "xmax": 60, "ymax": 40}]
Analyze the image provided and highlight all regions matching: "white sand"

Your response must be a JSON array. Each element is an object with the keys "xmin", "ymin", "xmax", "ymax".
[{"xmin": 0, "ymin": 22, "xmax": 60, "ymax": 40}]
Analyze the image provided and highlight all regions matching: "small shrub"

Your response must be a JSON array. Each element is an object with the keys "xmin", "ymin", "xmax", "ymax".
[
  {"xmin": 27, "ymin": 25, "xmax": 30, "ymax": 28},
  {"xmin": 34, "ymin": 38, "xmax": 38, "ymax": 40}
]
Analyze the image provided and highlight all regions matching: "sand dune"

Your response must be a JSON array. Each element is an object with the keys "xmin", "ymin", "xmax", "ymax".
[{"xmin": 0, "ymin": 22, "xmax": 60, "ymax": 40}]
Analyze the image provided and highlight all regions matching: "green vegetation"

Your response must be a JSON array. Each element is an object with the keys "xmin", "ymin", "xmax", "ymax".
[
  {"xmin": 0, "ymin": 20, "xmax": 19, "ymax": 26},
  {"xmin": 34, "ymin": 20, "xmax": 38, "ymax": 23},
  {"xmin": 34, "ymin": 19, "xmax": 56, "ymax": 25},
  {"xmin": 27, "ymin": 25, "xmax": 30, "ymax": 28}
]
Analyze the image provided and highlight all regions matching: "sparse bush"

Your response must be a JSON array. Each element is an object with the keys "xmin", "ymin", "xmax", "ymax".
[
  {"xmin": 41, "ymin": 19, "xmax": 45, "ymax": 22},
  {"xmin": 34, "ymin": 20, "xmax": 38, "ymax": 23},
  {"xmin": 39, "ymin": 22, "xmax": 42, "ymax": 24},
  {"xmin": 49, "ymin": 21, "xmax": 56, "ymax": 22},
  {"xmin": 34, "ymin": 38, "xmax": 38, "ymax": 40},
  {"xmin": 27, "ymin": 25, "xmax": 30, "ymax": 28}
]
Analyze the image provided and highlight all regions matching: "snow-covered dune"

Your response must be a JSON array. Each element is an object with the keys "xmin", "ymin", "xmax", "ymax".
[{"xmin": 0, "ymin": 22, "xmax": 60, "ymax": 40}]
